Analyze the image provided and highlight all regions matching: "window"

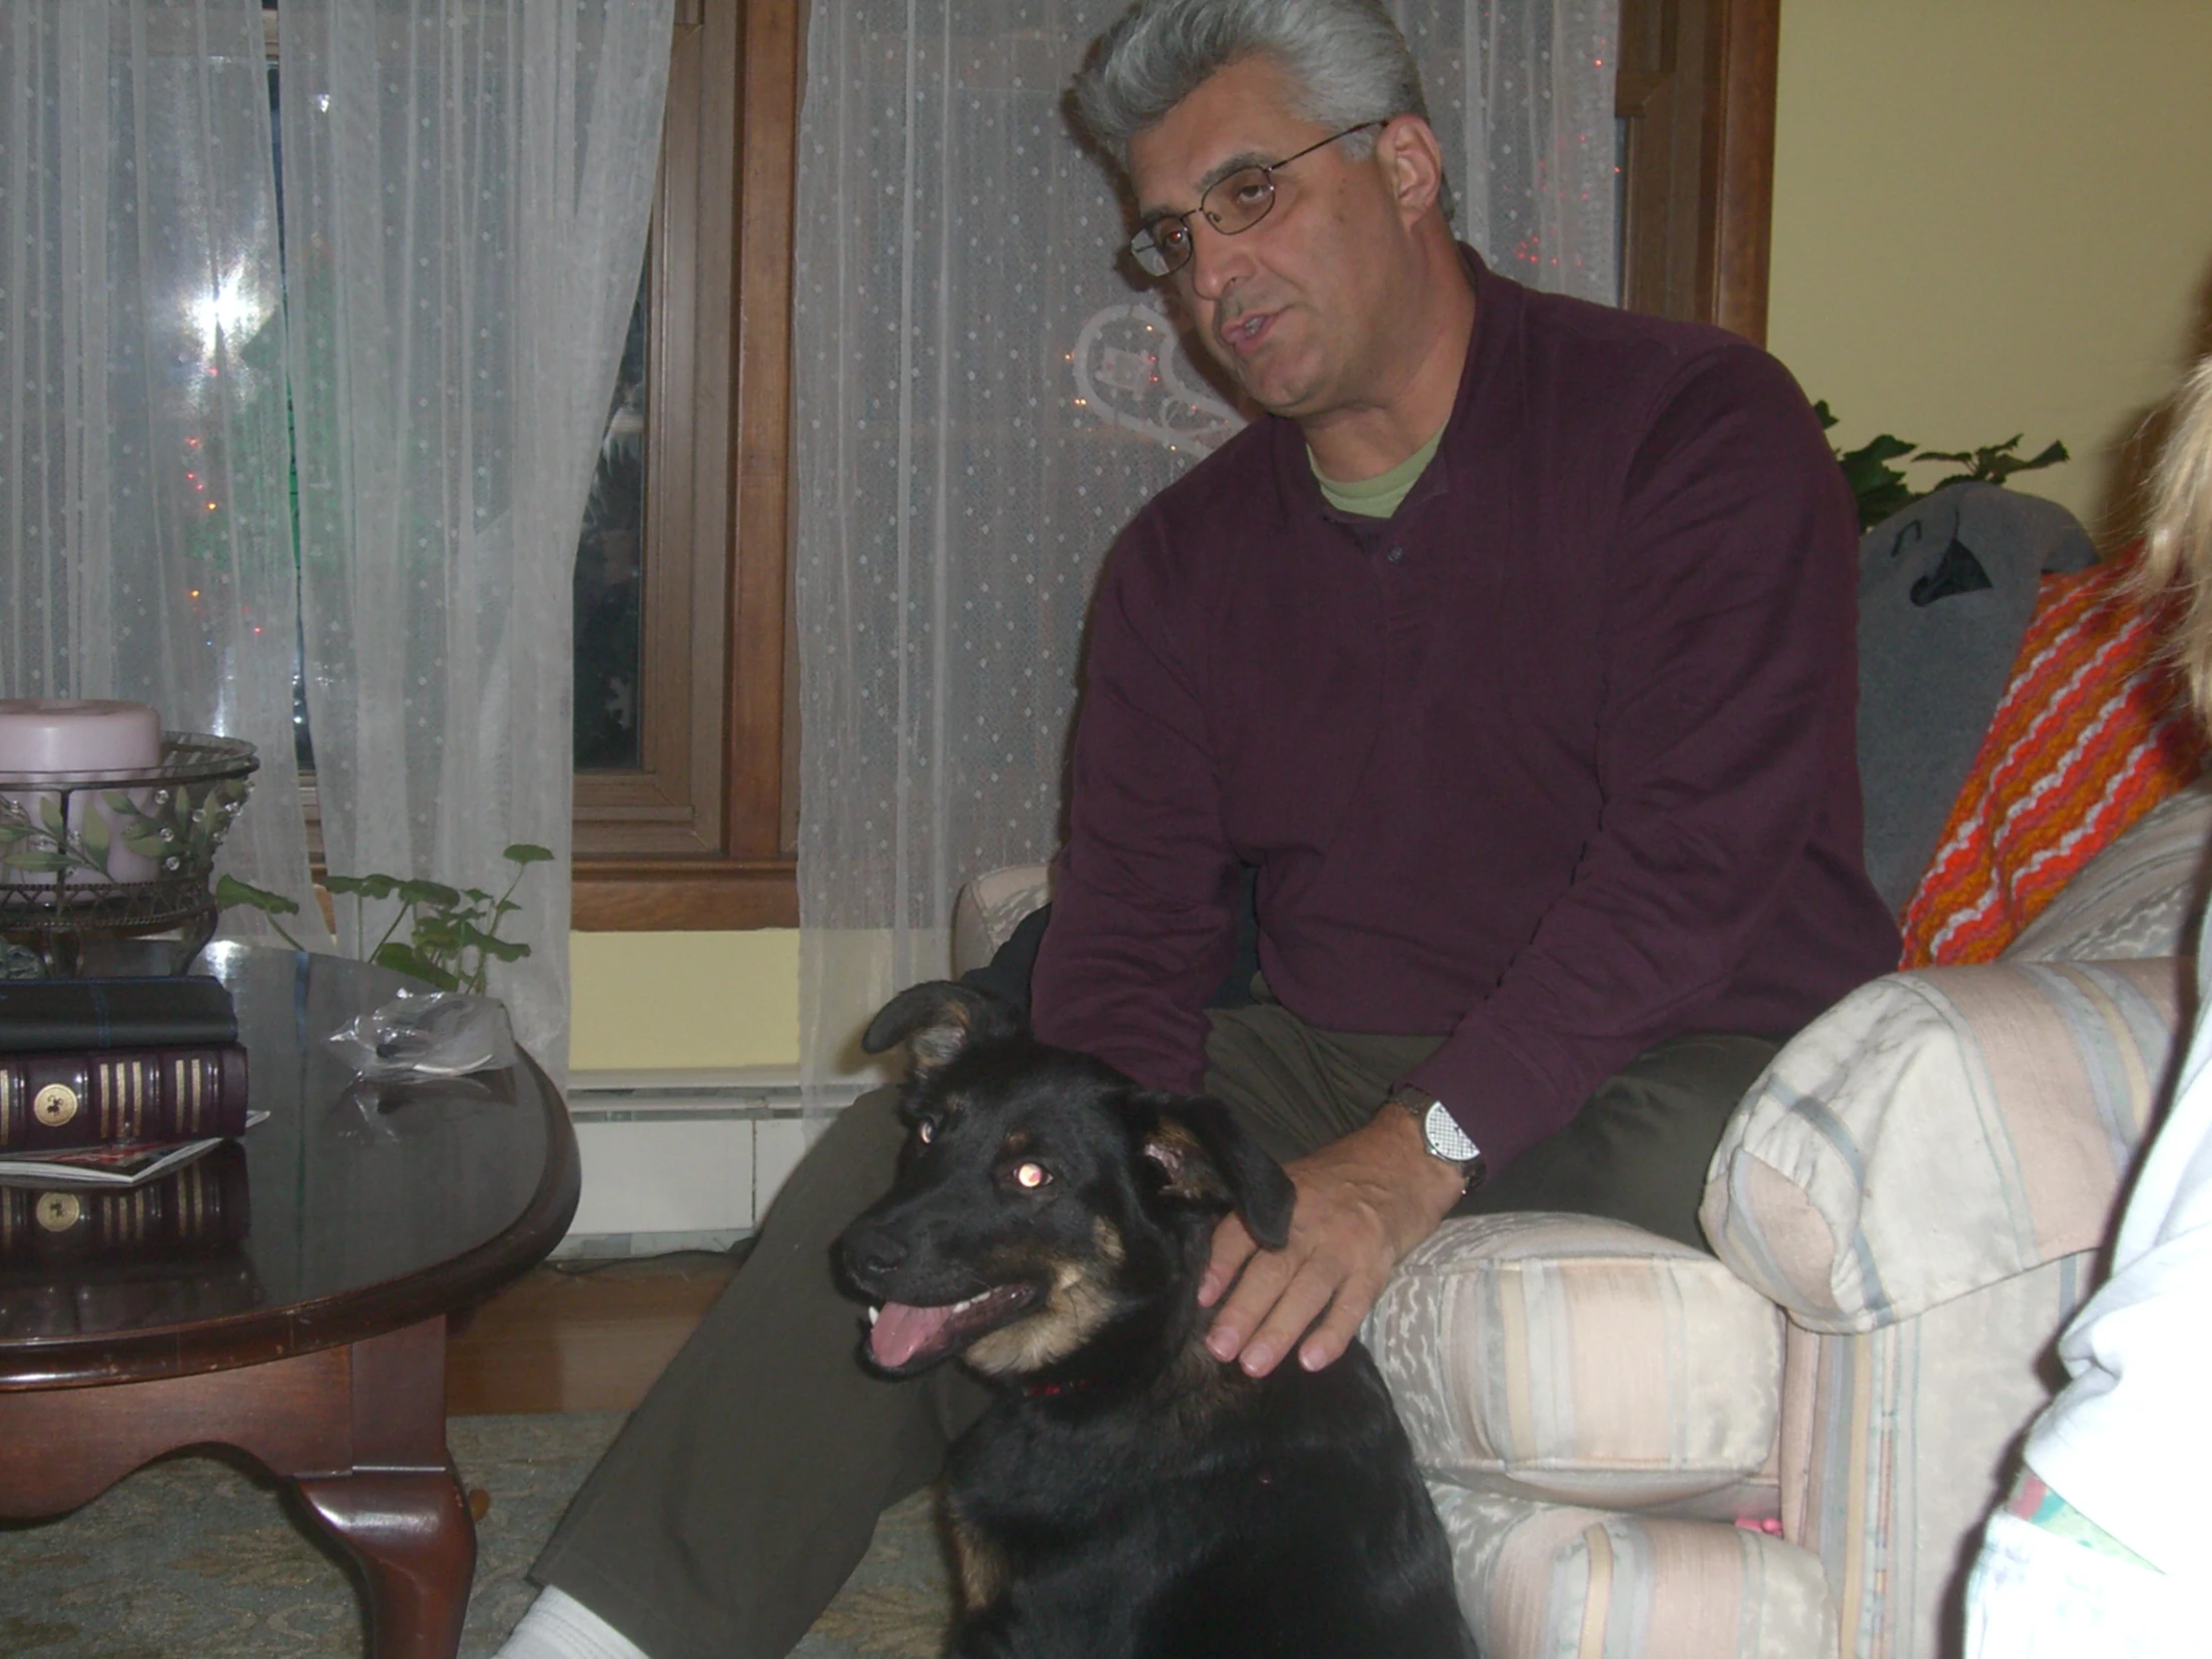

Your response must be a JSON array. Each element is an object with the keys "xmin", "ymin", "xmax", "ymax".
[
  {"xmin": 575, "ymin": 269, "xmax": 649, "ymax": 776},
  {"xmin": 1615, "ymin": 0, "xmax": 1781, "ymax": 343},
  {"xmin": 569, "ymin": 0, "xmax": 802, "ymax": 928},
  {"xmin": 557, "ymin": 0, "xmax": 801, "ymax": 937},
  {"xmin": 270, "ymin": 0, "xmax": 803, "ymax": 929}
]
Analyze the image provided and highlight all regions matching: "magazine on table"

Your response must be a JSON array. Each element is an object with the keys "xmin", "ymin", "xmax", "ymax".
[{"xmin": 0, "ymin": 1112, "xmax": 269, "ymax": 1189}]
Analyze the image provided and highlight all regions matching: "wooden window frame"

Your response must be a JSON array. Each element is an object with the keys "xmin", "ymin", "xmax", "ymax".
[
  {"xmin": 571, "ymin": 0, "xmax": 801, "ymax": 928},
  {"xmin": 574, "ymin": 0, "xmax": 1780, "ymax": 931},
  {"xmin": 272, "ymin": 0, "xmax": 801, "ymax": 928},
  {"xmin": 1615, "ymin": 0, "xmax": 1780, "ymax": 343}
]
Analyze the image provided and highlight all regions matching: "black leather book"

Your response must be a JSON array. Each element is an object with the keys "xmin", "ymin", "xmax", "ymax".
[{"xmin": 0, "ymin": 976, "xmax": 238, "ymax": 1052}]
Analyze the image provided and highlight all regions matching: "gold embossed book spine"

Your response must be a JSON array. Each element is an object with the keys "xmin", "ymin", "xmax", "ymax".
[{"xmin": 0, "ymin": 1046, "xmax": 250, "ymax": 1149}]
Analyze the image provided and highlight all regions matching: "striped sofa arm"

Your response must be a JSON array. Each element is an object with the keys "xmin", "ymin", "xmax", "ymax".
[
  {"xmin": 1367, "ymin": 1216, "xmax": 1814, "ymax": 1659},
  {"xmin": 1700, "ymin": 958, "xmax": 2189, "ymax": 1659},
  {"xmin": 1367, "ymin": 1214, "xmax": 1785, "ymax": 1515},
  {"xmin": 1701, "ymin": 956, "xmax": 2187, "ymax": 1334}
]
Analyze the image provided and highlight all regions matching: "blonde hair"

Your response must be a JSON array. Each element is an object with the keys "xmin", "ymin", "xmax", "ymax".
[{"xmin": 2134, "ymin": 355, "xmax": 2212, "ymax": 727}]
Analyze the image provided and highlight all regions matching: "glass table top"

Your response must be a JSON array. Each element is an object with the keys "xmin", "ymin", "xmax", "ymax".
[{"xmin": 0, "ymin": 944, "xmax": 573, "ymax": 1370}]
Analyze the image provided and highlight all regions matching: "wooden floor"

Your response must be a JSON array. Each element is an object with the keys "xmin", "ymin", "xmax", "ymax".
[{"xmin": 446, "ymin": 1250, "xmax": 741, "ymax": 1415}]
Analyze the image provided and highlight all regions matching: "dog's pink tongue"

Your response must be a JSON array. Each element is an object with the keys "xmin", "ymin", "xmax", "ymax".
[{"xmin": 870, "ymin": 1302, "xmax": 954, "ymax": 1370}]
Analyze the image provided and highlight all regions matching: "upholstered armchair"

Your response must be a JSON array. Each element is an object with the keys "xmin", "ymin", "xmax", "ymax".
[{"xmin": 948, "ymin": 785, "xmax": 2209, "ymax": 1656}]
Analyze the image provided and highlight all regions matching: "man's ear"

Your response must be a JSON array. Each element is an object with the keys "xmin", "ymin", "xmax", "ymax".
[
  {"xmin": 1374, "ymin": 113, "xmax": 1445, "ymax": 224},
  {"xmin": 1136, "ymin": 1095, "xmax": 1295, "ymax": 1250},
  {"xmin": 861, "ymin": 980, "xmax": 1025, "ymax": 1074}
]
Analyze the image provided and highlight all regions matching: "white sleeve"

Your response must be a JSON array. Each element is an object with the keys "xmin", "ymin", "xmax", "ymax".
[{"xmin": 2022, "ymin": 927, "xmax": 2212, "ymax": 1576}]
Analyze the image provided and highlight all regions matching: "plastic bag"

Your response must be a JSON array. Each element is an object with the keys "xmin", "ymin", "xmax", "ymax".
[{"xmin": 326, "ymin": 988, "xmax": 518, "ymax": 1081}]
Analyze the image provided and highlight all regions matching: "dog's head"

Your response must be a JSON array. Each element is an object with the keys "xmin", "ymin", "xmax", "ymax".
[{"xmin": 833, "ymin": 980, "xmax": 1294, "ymax": 1382}]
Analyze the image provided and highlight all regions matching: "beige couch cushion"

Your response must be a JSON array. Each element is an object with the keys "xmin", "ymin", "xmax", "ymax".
[
  {"xmin": 1366, "ymin": 1214, "xmax": 1785, "ymax": 1513},
  {"xmin": 1703, "ymin": 957, "xmax": 2185, "ymax": 1334}
]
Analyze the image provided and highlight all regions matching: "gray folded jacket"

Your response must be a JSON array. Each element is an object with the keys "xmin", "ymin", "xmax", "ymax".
[{"xmin": 1856, "ymin": 481, "xmax": 2098, "ymax": 912}]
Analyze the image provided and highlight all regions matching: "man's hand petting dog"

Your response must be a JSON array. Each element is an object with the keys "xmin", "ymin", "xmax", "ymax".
[{"xmin": 1199, "ymin": 1098, "xmax": 1465, "ymax": 1378}]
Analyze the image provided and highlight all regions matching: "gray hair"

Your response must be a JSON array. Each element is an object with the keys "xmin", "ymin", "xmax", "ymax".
[{"xmin": 1072, "ymin": 0, "xmax": 1432, "ymax": 171}]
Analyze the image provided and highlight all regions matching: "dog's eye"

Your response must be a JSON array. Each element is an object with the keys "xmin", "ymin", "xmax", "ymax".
[
  {"xmin": 916, "ymin": 1120, "xmax": 935, "ymax": 1145},
  {"xmin": 1013, "ymin": 1161, "xmax": 1050, "ymax": 1190}
]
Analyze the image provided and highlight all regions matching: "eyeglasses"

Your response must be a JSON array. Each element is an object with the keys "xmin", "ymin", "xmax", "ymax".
[{"xmin": 1127, "ymin": 121, "xmax": 1384, "ymax": 279}]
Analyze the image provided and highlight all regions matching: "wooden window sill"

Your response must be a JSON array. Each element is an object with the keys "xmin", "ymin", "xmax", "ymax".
[{"xmin": 571, "ymin": 857, "xmax": 797, "ymax": 930}]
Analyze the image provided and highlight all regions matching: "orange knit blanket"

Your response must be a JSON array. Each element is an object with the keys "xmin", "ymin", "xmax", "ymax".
[{"xmin": 1899, "ymin": 554, "xmax": 2206, "ymax": 966}]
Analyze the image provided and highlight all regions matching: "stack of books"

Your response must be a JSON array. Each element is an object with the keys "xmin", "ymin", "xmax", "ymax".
[{"xmin": 0, "ymin": 976, "xmax": 256, "ymax": 1261}]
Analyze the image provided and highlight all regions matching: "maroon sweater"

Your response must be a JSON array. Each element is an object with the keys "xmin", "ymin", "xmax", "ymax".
[{"xmin": 1030, "ymin": 254, "xmax": 1901, "ymax": 1174}]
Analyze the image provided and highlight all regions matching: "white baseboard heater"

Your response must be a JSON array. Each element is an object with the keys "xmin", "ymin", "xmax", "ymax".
[{"xmin": 555, "ymin": 1071, "xmax": 866, "ymax": 1259}]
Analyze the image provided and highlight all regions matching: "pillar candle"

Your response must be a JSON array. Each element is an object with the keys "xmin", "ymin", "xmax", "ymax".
[{"xmin": 0, "ymin": 700, "xmax": 164, "ymax": 884}]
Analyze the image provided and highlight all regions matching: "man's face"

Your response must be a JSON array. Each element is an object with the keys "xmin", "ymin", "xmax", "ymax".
[{"xmin": 1126, "ymin": 54, "xmax": 1413, "ymax": 422}]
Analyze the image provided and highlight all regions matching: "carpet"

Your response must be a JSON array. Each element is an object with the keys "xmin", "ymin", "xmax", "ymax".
[{"xmin": 0, "ymin": 1412, "xmax": 954, "ymax": 1658}]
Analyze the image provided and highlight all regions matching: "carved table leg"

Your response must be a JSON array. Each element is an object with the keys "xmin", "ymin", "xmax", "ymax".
[
  {"xmin": 0, "ymin": 1314, "xmax": 475, "ymax": 1656},
  {"xmin": 295, "ymin": 1466, "xmax": 476, "ymax": 1659},
  {"xmin": 284, "ymin": 1316, "xmax": 475, "ymax": 1659}
]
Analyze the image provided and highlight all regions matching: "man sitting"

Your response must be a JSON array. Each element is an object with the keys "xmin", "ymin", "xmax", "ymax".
[{"xmin": 495, "ymin": 3, "xmax": 1897, "ymax": 1655}]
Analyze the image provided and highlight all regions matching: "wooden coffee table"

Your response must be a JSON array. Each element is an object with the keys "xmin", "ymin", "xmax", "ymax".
[{"xmin": 0, "ymin": 944, "xmax": 580, "ymax": 1658}]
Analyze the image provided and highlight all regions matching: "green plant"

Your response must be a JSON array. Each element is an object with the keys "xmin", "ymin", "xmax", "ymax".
[
  {"xmin": 1814, "ymin": 401, "xmax": 2068, "ymax": 533},
  {"xmin": 219, "ymin": 842, "xmax": 553, "ymax": 994}
]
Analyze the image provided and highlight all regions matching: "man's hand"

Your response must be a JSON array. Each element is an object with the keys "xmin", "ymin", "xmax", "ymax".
[{"xmin": 1199, "ymin": 1098, "xmax": 1465, "ymax": 1378}]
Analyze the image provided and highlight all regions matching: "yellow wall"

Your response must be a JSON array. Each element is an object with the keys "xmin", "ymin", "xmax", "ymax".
[
  {"xmin": 570, "ymin": 5, "xmax": 2212, "ymax": 1070},
  {"xmin": 1766, "ymin": 0, "xmax": 2212, "ymax": 542},
  {"xmin": 570, "ymin": 928, "xmax": 800, "ymax": 1071}
]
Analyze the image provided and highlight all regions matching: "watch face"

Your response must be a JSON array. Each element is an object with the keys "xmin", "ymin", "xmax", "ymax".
[{"xmin": 1423, "ymin": 1100, "xmax": 1480, "ymax": 1165}]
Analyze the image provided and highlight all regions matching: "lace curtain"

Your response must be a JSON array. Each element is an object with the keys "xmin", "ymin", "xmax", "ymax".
[
  {"xmin": 277, "ymin": 0, "xmax": 672, "ymax": 1076},
  {"xmin": 796, "ymin": 0, "xmax": 1621, "ymax": 1095},
  {"xmin": 1, "ymin": 0, "xmax": 670, "ymax": 1078},
  {"xmin": 1, "ymin": 0, "xmax": 326, "ymax": 948}
]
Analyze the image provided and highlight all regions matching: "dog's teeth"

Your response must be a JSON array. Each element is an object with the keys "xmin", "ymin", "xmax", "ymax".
[{"xmin": 866, "ymin": 1306, "xmax": 880, "ymax": 1326}]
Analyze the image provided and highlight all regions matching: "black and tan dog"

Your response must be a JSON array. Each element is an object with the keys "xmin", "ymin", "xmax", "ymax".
[{"xmin": 835, "ymin": 981, "xmax": 1475, "ymax": 1659}]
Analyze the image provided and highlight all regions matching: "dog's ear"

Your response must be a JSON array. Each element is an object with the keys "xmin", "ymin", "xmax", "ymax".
[
  {"xmin": 860, "ymin": 980, "xmax": 1024, "ymax": 1074},
  {"xmin": 1135, "ymin": 1095, "xmax": 1295, "ymax": 1249}
]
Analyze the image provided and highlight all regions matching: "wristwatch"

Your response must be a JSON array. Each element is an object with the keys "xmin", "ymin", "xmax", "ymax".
[{"xmin": 1388, "ymin": 1086, "xmax": 1484, "ymax": 1188}]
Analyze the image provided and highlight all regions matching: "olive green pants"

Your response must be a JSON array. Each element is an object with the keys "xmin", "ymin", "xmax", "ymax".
[
  {"xmin": 1198, "ymin": 1006, "xmax": 1779, "ymax": 1248},
  {"xmin": 529, "ymin": 1013, "xmax": 1777, "ymax": 1659}
]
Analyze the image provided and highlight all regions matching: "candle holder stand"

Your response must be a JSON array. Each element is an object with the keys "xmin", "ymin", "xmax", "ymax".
[{"xmin": 0, "ymin": 734, "xmax": 260, "ymax": 978}]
